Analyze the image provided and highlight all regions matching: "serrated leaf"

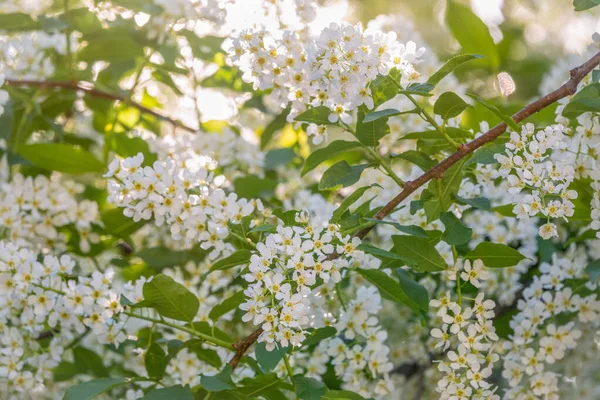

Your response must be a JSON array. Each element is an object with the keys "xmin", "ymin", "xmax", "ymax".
[
  {"xmin": 209, "ymin": 250, "xmax": 252, "ymax": 273},
  {"xmin": 370, "ymin": 68, "xmax": 402, "ymax": 107},
  {"xmin": 318, "ymin": 161, "xmax": 369, "ymax": 190},
  {"xmin": 562, "ymin": 83, "xmax": 600, "ymax": 118},
  {"xmin": 302, "ymin": 326, "xmax": 337, "ymax": 347},
  {"xmin": 467, "ymin": 94, "xmax": 518, "ymax": 130},
  {"xmin": 18, "ymin": 143, "xmax": 105, "ymax": 174},
  {"xmin": 145, "ymin": 342, "xmax": 168, "ymax": 378},
  {"xmin": 392, "ymin": 235, "xmax": 447, "ymax": 272},
  {"xmin": 201, "ymin": 365, "xmax": 236, "ymax": 392},
  {"xmin": 140, "ymin": 385, "xmax": 194, "ymax": 400},
  {"xmin": 356, "ymin": 107, "xmax": 390, "ymax": 146},
  {"xmin": 440, "ymin": 212, "xmax": 472, "ymax": 245},
  {"xmin": 63, "ymin": 378, "xmax": 127, "ymax": 400},
  {"xmin": 427, "ymin": 54, "xmax": 483, "ymax": 87},
  {"xmin": 295, "ymin": 106, "xmax": 332, "ymax": 125},
  {"xmin": 293, "ymin": 375, "xmax": 327, "ymax": 400},
  {"xmin": 137, "ymin": 274, "xmax": 199, "ymax": 322},
  {"xmin": 357, "ymin": 268, "xmax": 421, "ymax": 313},
  {"xmin": 433, "ymin": 92, "xmax": 472, "ymax": 120},
  {"xmin": 255, "ymin": 343, "xmax": 290, "ymax": 372},
  {"xmin": 302, "ymin": 140, "xmax": 361, "ymax": 176},
  {"xmin": 209, "ymin": 290, "xmax": 245, "ymax": 320},
  {"xmin": 446, "ymin": 1, "xmax": 499, "ymax": 68},
  {"xmin": 466, "ymin": 242, "xmax": 526, "ymax": 268}
]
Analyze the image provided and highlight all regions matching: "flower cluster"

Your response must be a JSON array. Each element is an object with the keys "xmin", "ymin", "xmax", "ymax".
[
  {"xmin": 320, "ymin": 286, "xmax": 395, "ymax": 397},
  {"xmin": 105, "ymin": 153, "xmax": 255, "ymax": 259},
  {"xmin": 495, "ymin": 123, "xmax": 577, "ymax": 239},
  {"xmin": 0, "ymin": 241, "xmax": 127, "ymax": 395},
  {"xmin": 501, "ymin": 247, "xmax": 600, "ymax": 400},
  {"xmin": 240, "ymin": 211, "xmax": 362, "ymax": 349},
  {"xmin": 429, "ymin": 259, "xmax": 501, "ymax": 400},
  {"xmin": 0, "ymin": 172, "xmax": 101, "ymax": 252},
  {"xmin": 227, "ymin": 23, "xmax": 425, "ymax": 143}
]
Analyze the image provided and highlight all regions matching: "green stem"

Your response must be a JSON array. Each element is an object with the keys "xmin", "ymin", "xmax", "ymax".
[
  {"xmin": 336, "ymin": 281, "xmax": 347, "ymax": 312},
  {"xmin": 386, "ymin": 76, "xmax": 459, "ymax": 149},
  {"xmin": 283, "ymin": 354, "xmax": 294, "ymax": 382},
  {"xmin": 366, "ymin": 147, "xmax": 404, "ymax": 187},
  {"xmin": 204, "ymin": 393, "xmax": 212, "ymax": 400},
  {"xmin": 122, "ymin": 311, "xmax": 234, "ymax": 350},
  {"xmin": 230, "ymin": 231, "xmax": 257, "ymax": 249}
]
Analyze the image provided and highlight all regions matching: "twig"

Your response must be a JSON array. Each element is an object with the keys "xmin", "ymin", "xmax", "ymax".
[
  {"xmin": 224, "ymin": 51, "xmax": 600, "ymax": 367},
  {"xmin": 4, "ymin": 79, "xmax": 197, "ymax": 133}
]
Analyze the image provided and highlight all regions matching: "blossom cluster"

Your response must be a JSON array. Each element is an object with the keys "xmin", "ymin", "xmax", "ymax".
[
  {"xmin": 495, "ymin": 123, "xmax": 577, "ymax": 239},
  {"xmin": 105, "ymin": 153, "xmax": 255, "ymax": 259},
  {"xmin": 0, "ymin": 241, "xmax": 127, "ymax": 395},
  {"xmin": 240, "ymin": 210, "xmax": 362, "ymax": 349},
  {"xmin": 0, "ymin": 172, "xmax": 101, "ymax": 252},
  {"xmin": 429, "ymin": 259, "xmax": 501, "ymax": 400},
  {"xmin": 227, "ymin": 22, "xmax": 425, "ymax": 143},
  {"xmin": 502, "ymin": 247, "xmax": 600, "ymax": 400}
]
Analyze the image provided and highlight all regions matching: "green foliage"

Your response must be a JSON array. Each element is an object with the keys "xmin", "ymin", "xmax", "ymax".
[
  {"xmin": 134, "ymin": 274, "xmax": 199, "ymax": 322},
  {"xmin": 355, "ymin": 107, "xmax": 391, "ymax": 146},
  {"xmin": 573, "ymin": 0, "xmax": 600, "ymax": 11},
  {"xmin": 145, "ymin": 342, "xmax": 168, "ymax": 378},
  {"xmin": 427, "ymin": 54, "xmax": 483, "ymax": 88},
  {"xmin": 357, "ymin": 268, "xmax": 425, "ymax": 313},
  {"xmin": 467, "ymin": 94, "xmax": 518, "ymax": 130},
  {"xmin": 208, "ymin": 249, "xmax": 252, "ymax": 273},
  {"xmin": 255, "ymin": 343, "xmax": 290, "ymax": 371},
  {"xmin": 445, "ymin": 0, "xmax": 500, "ymax": 68},
  {"xmin": 293, "ymin": 375, "xmax": 327, "ymax": 400},
  {"xmin": 140, "ymin": 386, "xmax": 194, "ymax": 400},
  {"xmin": 466, "ymin": 242, "xmax": 527, "ymax": 268},
  {"xmin": 440, "ymin": 212, "xmax": 473, "ymax": 245},
  {"xmin": 318, "ymin": 161, "xmax": 369, "ymax": 190},
  {"xmin": 562, "ymin": 83, "xmax": 600, "ymax": 118},
  {"xmin": 433, "ymin": 92, "xmax": 472, "ymax": 119},
  {"xmin": 295, "ymin": 106, "xmax": 332, "ymax": 125},
  {"xmin": 392, "ymin": 235, "xmax": 447, "ymax": 272},
  {"xmin": 585, "ymin": 259, "xmax": 600, "ymax": 283},
  {"xmin": 200, "ymin": 365, "xmax": 236, "ymax": 392},
  {"xmin": 63, "ymin": 378, "xmax": 127, "ymax": 400},
  {"xmin": 302, "ymin": 140, "xmax": 362, "ymax": 176},
  {"xmin": 261, "ymin": 108, "xmax": 290, "ymax": 149},
  {"xmin": 209, "ymin": 290, "xmax": 245, "ymax": 320},
  {"xmin": 18, "ymin": 143, "xmax": 105, "ymax": 174}
]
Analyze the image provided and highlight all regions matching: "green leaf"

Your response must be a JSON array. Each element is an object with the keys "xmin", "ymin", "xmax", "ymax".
[
  {"xmin": 261, "ymin": 108, "xmax": 290, "ymax": 149},
  {"xmin": 201, "ymin": 365, "xmax": 236, "ymax": 392},
  {"xmin": 201, "ymin": 66, "xmax": 252, "ymax": 92},
  {"xmin": 427, "ymin": 54, "xmax": 483, "ymax": 87},
  {"xmin": 492, "ymin": 204, "xmax": 516, "ymax": 217},
  {"xmin": 135, "ymin": 246, "xmax": 206, "ymax": 270},
  {"xmin": 293, "ymin": 375, "xmax": 327, "ymax": 400},
  {"xmin": 111, "ymin": 134, "xmax": 157, "ymax": 164},
  {"xmin": 79, "ymin": 35, "xmax": 144, "ymax": 62},
  {"xmin": 357, "ymin": 268, "xmax": 421, "ymax": 313},
  {"xmin": 356, "ymin": 107, "xmax": 391, "ymax": 146},
  {"xmin": 145, "ymin": 342, "xmax": 168, "ymax": 378},
  {"xmin": 209, "ymin": 250, "xmax": 252, "ymax": 273},
  {"xmin": 185, "ymin": 340, "xmax": 222, "ymax": 368},
  {"xmin": 574, "ymin": 0, "xmax": 600, "ymax": 11},
  {"xmin": 318, "ymin": 161, "xmax": 369, "ymax": 190},
  {"xmin": 395, "ymin": 269, "xmax": 429, "ymax": 312},
  {"xmin": 585, "ymin": 259, "xmax": 600, "ymax": 283},
  {"xmin": 331, "ymin": 185, "xmax": 376, "ymax": 223},
  {"xmin": 302, "ymin": 326, "xmax": 337, "ymax": 347},
  {"xmin": 370, "ymin": 68, "xmax": 402, "ymax": 108},
  {"xmin": 137, "ymin": 274, "xmax": 199, "ymax": 322},
  {"xmin": 18, "ymin": 143, "xmax": 105, "ymax": 174},
  {"xmin": 393, "ymin": 150, "xmax": 437, "ymax": 170},
  {"xmin": 209, "ymin": 290, "xmax": 245, "ymax": 320},
  {"xmin": 322, "ymin": 390, "xmax": 366, "ymax": 400},
  {"xmin": 73, "ymin": 347, "xmax": 109, "ymax": 377},
  {"xmin": 140, "ymin": 385, "xmax": 194, "ymax": 400},
  {"xmin": 423, "ymin": 158, "xmax": 468, "ymax": 221},
  {"xmin": 562, "ymin": 83, "xmax": 600, "ymax": 118},
  {"xmin": 249, "ymin": 224, "xmax": 277, "ymax": 233},
  {"xmin": 363, "ymin": 108, "xmax": 418, "ymax": 123},
  {"xmin": 63, "ymin": 378, "xmax": 127, "ymax": 400},
  {"xmin": 295, "ymin": 106, "xmax": 332, "ymax": 125},
  {"xmin": 365, "ymin": 218, "xmax": 429, "ymax": 238},
  {"xmin": 101, "ymin": 207, "xmax": 146, "ymax": 238},
  {"xmin": 440, "ymin": 212, "xmax": 473, "ymax": 245},
  {"xmin": 466, "ymin": 242, "xmax": 526, "ymax": 268},
  {"xmin": 235, "ymin": 373, "xmax": 287, "ymax": 399},
  {"xmin": 265, "ymin": 148, "xmax": 295, "ymax": 170},
  {"xmin": 433, "ymin": 92, "xmax": 472, "ymax": 120},
  {"xmin": 392, "ymin": 235, "xmax": 447, "ymax": 272},
  {"xmin": 358, "ymin": 243, "xmax": 405, "ymax": 261},
  {"xmin": 233, "ymin": 175, "xmax": 277, "ymax": 198},
  {"xmin": 466, "ymin": 142, "xmax": 506, "ymax": 165},
  {"xmin": 302, "ymin": 140, "xmax": 361, "ymax": 176},
  {"xmin": 446, "ymin": 1, "xmax": 500, "ymax": 68},
  {"xmin": 0, "ymin": 13, "xmax": 41, "ymax": 31},
  {"xmin": 255, "ymin": 343, "xmax": 290, "ymax": 372},
  {"xmin": 467, "ymin": 94, "xmax": 518, "ymax": 130},
  {"xmin": 455, "ymin": 196, "xmax": 491, "ymax": 211}
]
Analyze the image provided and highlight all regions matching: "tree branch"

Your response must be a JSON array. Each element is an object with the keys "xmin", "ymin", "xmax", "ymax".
[
  {"xmin": 4, "ymin": 79, "xmax": 197, "ymax": 133},
  {"xmin": 223, "ymin": 51, "xmax": 600, "ymax": 370},
  {"xmin": 355, "ymin": 50, "xmax": 600, "ymax": 240}
]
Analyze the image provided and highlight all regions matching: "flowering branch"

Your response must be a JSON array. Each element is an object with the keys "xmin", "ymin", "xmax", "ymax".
[
  {"xmin": 227, "ymin": 50, "xmax": 600, "ymax": 370},
  {"xmin": 355, "ymin": 50, "xmax": 600, "ymax": 240},
  {"xmin": 4, "ymin": 79, "xmax": 197, "ymax": 133}
]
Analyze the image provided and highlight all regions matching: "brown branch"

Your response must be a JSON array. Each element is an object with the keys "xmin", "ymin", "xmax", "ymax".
[
  {"xmin": 230, "ymin": 327, "xmax": 262, "ymax": 370},
  {"xmin": 225, "ymin": 50, "xmax": 600, "ymax": 370},
  {"xmin": 4, "ymin": 79, "xmax": 197, "ymax": 133},
  {"xmin": 355, "ymin": 50, "xmax": 600, "ymax": 240}
]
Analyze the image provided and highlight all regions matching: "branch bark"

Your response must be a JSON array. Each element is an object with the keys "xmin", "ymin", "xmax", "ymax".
[
  {"xmin": 4, "ymin": 79, "xmax": 197, "ymax": 133},
  {"xmin": 225, "ymin": 50, "xmax": 600, "ymax": 371}
]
